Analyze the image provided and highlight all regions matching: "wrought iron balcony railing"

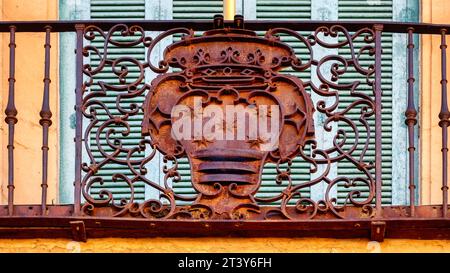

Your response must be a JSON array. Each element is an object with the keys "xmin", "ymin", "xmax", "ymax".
[{"xmin": 1, "ymin": 16, "xmax": 449, "ymax": 242}]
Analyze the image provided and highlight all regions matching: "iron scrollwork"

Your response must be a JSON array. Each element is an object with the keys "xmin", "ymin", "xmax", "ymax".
[{"xmin": 79, "ymin": 15, "xmax": 379, "ymax": 220}]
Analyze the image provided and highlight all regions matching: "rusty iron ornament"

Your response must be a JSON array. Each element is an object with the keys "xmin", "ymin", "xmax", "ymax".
[
  {"xmin": 79, "ymin": 16, "xmax": 379, "ymax": 220},
  {"xmin": 142, "ymin": 15, "xmax": 315, "ymax": 216}
]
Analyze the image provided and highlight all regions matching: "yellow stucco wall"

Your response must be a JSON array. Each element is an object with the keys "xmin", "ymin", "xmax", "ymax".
[
  {"xmin": 420, "ymin": 0, "xmax": 450, "ymax": 205},
  {"xmin": 0, "ymin": 238, "xmax": 449, "ymax": 253},
  {"xmin": 0, "ymin": 0, "xmax": 59, "ymax": 204},
  {"xmin": 0, "ymin": 0, "xmax": 449, "ymax": 253}
]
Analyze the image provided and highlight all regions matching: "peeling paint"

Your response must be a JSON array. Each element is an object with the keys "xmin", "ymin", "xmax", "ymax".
[{"xmin": 0, "ymin": 238, "xmax": 449, "ymax": 253}]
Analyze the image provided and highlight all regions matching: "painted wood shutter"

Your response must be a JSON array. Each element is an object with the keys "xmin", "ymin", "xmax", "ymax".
[
  {"xmin": 89, "ymin": 0, "xmax": 147, "ymax": 202},
  {"xmin": 254, "ymin": 0, "xmax": 396, "ymax": 205},
  {"xmin": 173, "ymin": 0, "xmax": 224, "ymax": 19},
  {"xmin": 171, "ymin": 0, "xmax": 225, "ymax": 201},
  {"xmin": 255, "ymin": 0, "xmax": 312, "ymax": 204},
  {"xmin": 336, "ymin": 0, "xmax": 393, "ymax": 205}
]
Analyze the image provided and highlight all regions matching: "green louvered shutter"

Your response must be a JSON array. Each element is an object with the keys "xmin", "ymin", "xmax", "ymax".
[
  {"xmin": 256, "ymin": 0, "xmax": 312, "ymax": 204},
  {"xmin": 89, "ymin": 0, "xmax": 147, "ymax": 202},
  {"xmin": 336, "ymin": 0, "xmax": 393, "ymax": 204},
  {"xmin": 255, "ymin": 0, "xmax": 394, "ymax": 205},
  {"xmin": 172, "ymin": 0, "xmax": 224, "ymax": 202},
  {"xmin": 173, "ymin": 0, "xmax": 224, "ymax": 19}
]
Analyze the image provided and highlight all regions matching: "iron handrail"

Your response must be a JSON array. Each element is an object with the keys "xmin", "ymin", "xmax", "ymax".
[{"xmin": 0, "ymin": 19, "xmax": 449, "ymax": 33}]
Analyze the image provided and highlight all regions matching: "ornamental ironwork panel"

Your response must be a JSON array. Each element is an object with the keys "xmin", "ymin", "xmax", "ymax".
[{"xmin": 80, "ymin": 15, "xmax": 379, "ymax": 220}]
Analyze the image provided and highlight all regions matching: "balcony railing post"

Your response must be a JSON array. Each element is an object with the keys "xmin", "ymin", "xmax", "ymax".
[
  {"xmin": 406, "ymin": 27, "xmax": 418, "ymax": 217},
  {"xmin": 74, "ymin": 24, "xmax": 85, "ymax": 216},
  {"xmin": 5, "ymin": 25, "xmax": 17, "ymax": 216},
  {"xmin": 40, "ymin": 26, "xmax": 52, "ymax": 215},
  {"xmin": 439, "ymin": 28, "xmax": 449, "ymax": 218},
  {"xmin": 374, "ymin": 24, "xmax": 384, "ymax": 218}
]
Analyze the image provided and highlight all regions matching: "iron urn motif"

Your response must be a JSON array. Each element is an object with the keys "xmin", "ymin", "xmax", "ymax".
[{"xmin": 142, "ymin": 15, "xmax": 315, "ymax": 218}]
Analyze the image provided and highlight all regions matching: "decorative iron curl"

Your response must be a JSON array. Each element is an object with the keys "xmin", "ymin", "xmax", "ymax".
[
  {"xmin": 80, "ymin": 24, "xmax": 199, "ymax": 218},
  {"xmin": 79, "ymin": 23, "xmax": 381, "ymax": 220},
  {"xmin": 256, "ymin": 25, "xmax": 379, "ymax": 219}
]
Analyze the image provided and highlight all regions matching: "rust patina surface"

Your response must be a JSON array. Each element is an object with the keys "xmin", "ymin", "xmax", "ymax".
[
  {"xmin": 78, "ymin": 16, "xmax": 381, "ymax": 220},
  {"xmin": 142, "ymin": 15, "xmax": 315, "ymax": 217}
]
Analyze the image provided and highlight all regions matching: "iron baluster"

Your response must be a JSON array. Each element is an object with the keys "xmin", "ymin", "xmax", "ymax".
[
  {"xmin": 405, "ymin": 28, "xmax": 418, "ymax": 217},
  {"xmin": 374, "ymin": 24, "xmax": 384, "ymax": 217},
  {"xmin": 439, "ymin": 29, "xmax": 449, "ymax": 218},
  {"xmin": 4, "ymin": 25, "xmax": 17, "ymax": 216},
  {"xmin": 74, "ymin": 24, "xmax": 85, "ymax": 216},
  {"xmin": 39, "ymin": 26, "xmax": 53, "ymax": 215}
]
